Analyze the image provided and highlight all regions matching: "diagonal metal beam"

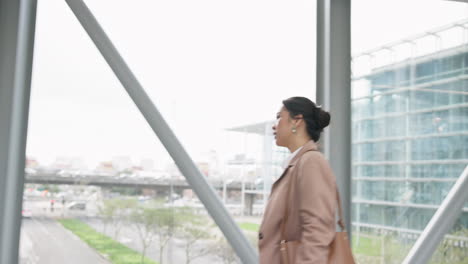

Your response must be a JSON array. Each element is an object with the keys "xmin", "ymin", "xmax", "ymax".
[
  {"xmin": 64, "ymin": 0, "xmax": 257, "ymax": 262},
  {"xmin": 403, "ymin": 165, "xmax": 468, "ymax": 264},
  {"xmin": 0, "ymin": 0, "xmax": 37, "ymax": 263}
]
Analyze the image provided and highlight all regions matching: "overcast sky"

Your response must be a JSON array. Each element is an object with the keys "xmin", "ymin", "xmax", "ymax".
[{"xmin": 26, "ymin": 0, "xmax": 468, "ymax": 168}]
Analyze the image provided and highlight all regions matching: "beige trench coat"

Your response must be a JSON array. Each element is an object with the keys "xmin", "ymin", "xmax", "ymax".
[{"xmin": 258, "ymin": 140, "xmax": 337, "ymax": 264}]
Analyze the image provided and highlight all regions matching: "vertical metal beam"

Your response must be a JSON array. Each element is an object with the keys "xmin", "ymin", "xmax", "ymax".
[
  {"xmin": 241, "ymin": 129, "xmax": 247, "ymax": 217},
  {"xmin": 402, "ymin": 165, "xmax": 468, "ymax": 264},
  {"xmin": 316, "ymin": 0, "xmax": 352, "ymax": 234},
  {"xmin": 262, "ymin": 122, "xmax": 274, "ymax": 207},
  {"xmin": 64, "ymin": 0, "xmax": 257, "ymax": 263},
  {"xmin": 0, "ymin": 0, "xmax": 37, "ymax": 263}
]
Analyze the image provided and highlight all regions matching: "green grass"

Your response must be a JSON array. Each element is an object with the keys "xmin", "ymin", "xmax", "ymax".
[
  {"xmin": 352, "ymin": 235, "xmax": 382, "ymax": 257},
  {"xmin": 59, "ymin": 219, "xmax": 158, "ymax": 264},
  {"xmin": 237, "ymin": 223, "xmax": 386, "ymax": 258},
  {"xmin": 238, "ymin": 222, "xmax": 260, "ymax": 232}
]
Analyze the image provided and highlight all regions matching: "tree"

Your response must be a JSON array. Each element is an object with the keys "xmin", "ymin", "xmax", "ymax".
[
  {"xmin": 430, "ymin": 228, "xmax": 468, "ymax": 264},
  {"xmin": 130, "ymin": 207, "xmax": 160, "ymax": 264},
  {"xmin": 210, "ymin": 237, "xmax": 239, "ymax": 264},
  {"xmin": 98, "ymin": 199, "xmax": 115, "ymax": 235},
  {"xmin": 98, "ymin": 198, "xmax": 137, "ymax": 240},
  {"xmin": 152, "ymin": 207, "xmax": 183, "ymax": 264},
  {"xmin": 178, "ymin": 210, "xmax": 213, "ymax": 264},
  {"xmin": 206, "ymin": 229, "xmax": 257, "ymax": 264},
  {"xmin": 42, "ymin": 184, "xmax": 60, "ymax": 194}
]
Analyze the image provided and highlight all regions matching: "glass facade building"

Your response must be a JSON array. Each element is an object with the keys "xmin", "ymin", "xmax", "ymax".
[{"xmin": 351, "ymin": 21, "xmax": 468, "ymax": 242}]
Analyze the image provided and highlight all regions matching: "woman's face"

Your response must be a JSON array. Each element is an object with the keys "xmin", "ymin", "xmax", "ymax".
[{"xmin": 272, "ymin": 107, "xmax": 293, "ymax": 147}]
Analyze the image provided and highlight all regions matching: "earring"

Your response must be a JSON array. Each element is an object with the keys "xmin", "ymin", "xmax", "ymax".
[{"xmin": 292, "ymin": 127, "xmax": 297, "ymax": 133}]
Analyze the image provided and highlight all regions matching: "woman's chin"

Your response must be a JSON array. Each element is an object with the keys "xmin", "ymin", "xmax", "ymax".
[{"xmin": 274, "ymin": 138, "xmax": 283, "ymax": 147}]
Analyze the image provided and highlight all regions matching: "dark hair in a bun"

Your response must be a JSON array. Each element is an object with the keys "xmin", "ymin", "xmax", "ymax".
[{"xmin": 282, "ymin": 96, "xmax": 330, "ymax": 142}]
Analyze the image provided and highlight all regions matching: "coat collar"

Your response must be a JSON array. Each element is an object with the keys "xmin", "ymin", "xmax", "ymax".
[
  {"xmin": 287, "ymin": 140, "xmax": 319, "ymax": 167},
  {"xmin": 271, "ymin": 140, "xmax": 319, "ymax": 189}
]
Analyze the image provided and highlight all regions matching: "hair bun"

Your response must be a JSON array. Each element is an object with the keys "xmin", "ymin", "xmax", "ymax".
[{"xmin": 315, "ymin": 109, "xmax": 330, "ymax": 130}]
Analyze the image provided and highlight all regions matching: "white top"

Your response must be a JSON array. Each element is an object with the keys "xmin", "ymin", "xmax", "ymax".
[{"xmin": 282, "ymin": 146, "xmax": 303, "ymax": 170}]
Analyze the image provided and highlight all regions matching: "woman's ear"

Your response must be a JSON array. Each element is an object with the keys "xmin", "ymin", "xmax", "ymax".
[{"xmin": 294, "ymin": 114, "xmax": 304, "ymax": 127}]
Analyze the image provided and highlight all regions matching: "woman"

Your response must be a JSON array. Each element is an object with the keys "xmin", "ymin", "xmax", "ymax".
[{"xmin": 259, "ymin": 96, "xmax": 337, "ymax": 264}]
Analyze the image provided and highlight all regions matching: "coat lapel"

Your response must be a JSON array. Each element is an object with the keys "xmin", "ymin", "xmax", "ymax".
[{"xmin": 271, "ymin": 140, "xmax": 319, "ymax": 189}]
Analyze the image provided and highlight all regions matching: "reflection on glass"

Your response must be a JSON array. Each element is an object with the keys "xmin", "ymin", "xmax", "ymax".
[
  {"xmin": 429, "ymin": 213, "xmax": 468, "ymax": 264},
  {"xmin": 351, "ymin": 9, "xmax": 468, "ymax": 264}
]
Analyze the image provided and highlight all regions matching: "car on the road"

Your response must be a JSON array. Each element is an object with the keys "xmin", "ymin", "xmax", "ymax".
[
  {"xmin": 22, "ymin": 208, "xmax": 32, "ymax": 218},
  {"xmin": 24, "ymin": 168, "xmax": 37, "ymax": 175},
  {"xmin": 67, "ymin": 202, "xmax": 86, "ymax": 210}
]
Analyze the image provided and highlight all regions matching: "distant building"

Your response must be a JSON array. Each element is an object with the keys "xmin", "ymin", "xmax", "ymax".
[
  {"xmin": 95, "ymin": 161, "xmax": 116, "ymax": 175},
  {"xmin": 26, "ymin": 157, "xmax": 40, "ymax": 168},
  {"xmin": 226, "ymin": 121, "xmax": 289, "ymax": 195},
  {"xmin": 51, "ymin": 156, "xmax": 86, "ymax": 170},
  {"xmin": 351, "ymin": 20, "xmax": 468, "ymax": 238},
  {"xmin": 140, "ymin": 158, "xmax": 155, "ymax": 171},
  {"xmin": 112, "ymin": 156, "xmax": 133, "ymax": 171}
]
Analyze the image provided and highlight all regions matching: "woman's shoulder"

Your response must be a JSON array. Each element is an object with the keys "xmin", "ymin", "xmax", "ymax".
[
  {"xmin": 296, "ymin": 150, "xmax": 332, "ymax": 172},
  {"xmin": 299, "ymin": 150, "xmax": 327, "ymax": 163},
  {"xmin": 297, "ymin": 150, "xmax": 336, "ymax": 183}
]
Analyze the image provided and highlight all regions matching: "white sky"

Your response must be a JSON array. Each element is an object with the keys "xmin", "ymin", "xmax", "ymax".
[{"xmin": 26, "ymin": 0, "xmax": 468, "ymax": 168}]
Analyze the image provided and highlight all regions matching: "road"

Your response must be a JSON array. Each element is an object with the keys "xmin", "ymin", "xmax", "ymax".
[
  {"xmin": 19, "ymin": 198, "xmax": 260, "ymax": 264},
  {"xmin": 19, "ymin": 218, "xmax": 110, "ymax": 264}
]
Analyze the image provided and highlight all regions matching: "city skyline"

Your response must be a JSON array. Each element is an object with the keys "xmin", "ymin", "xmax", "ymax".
[{"xmin": 26, "ymin": 0, "xmax": 468, "ymax": 168}]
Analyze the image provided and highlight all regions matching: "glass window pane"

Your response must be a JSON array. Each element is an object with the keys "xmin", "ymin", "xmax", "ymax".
[
  {"xmin": 22, "ymin": 1, "xmax": 316, "ymax": 263},
  {"xmin": 352, "ymin": 0, "xmax": 468, "ymax": 262},
  {"xmin": 430, "ymin": 213, "xmax": 468, "ymax": 264}
]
